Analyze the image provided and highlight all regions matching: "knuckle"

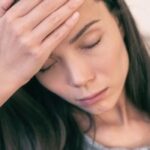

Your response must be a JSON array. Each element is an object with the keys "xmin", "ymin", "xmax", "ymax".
[
  {"xmin": 20, "ymin": 36, "xmax": 34, "ymax": 48},
  {"xmin": 13, "ymin": 24, "xmax": 22, "ymax": 37},
  {"xmin": 3, "ymin": 17, "xmax": 25, "ymax": 37},
  {"xmin": 51, "ymin": 15, "xmax": 61, "ymax": 26},
  {"xmin": 11, "ymin": 23, "xmax": 24, "ymax": 37},
  {"xmin": 20, "ymin": 37, "xmax": 40, "ymax": 58},
  {"xmin": 53, "ymin": 30, "xmax": 64, "ymax": 40},
  {"xmin": 24, "ymin": 45, "xmax": 38, "ymax": 57},
  {"xmin": 12, "ymin": 21, "xmax": 26, "ymax": 36},
  {"xmin": 16, "ymin": 20, "xmax": 26, "ymax": 33},
  {"xmin": 28, "ymin": 49, "xmax": 41, "ymax": 60},
  {"xmin": 20, "ymin": 36, "xmax": 30, "ymax": 45}
]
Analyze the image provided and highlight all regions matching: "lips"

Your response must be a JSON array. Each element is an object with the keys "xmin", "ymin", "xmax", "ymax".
[{"xmin": 77, "ymin": 88, "xmax": 108, "ymax": 106}]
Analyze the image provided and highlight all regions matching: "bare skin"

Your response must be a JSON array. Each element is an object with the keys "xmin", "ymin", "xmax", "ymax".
[
  {"xmin": 1, "ymin": 0, "xmax": 150, "ymax": 148},
  {"xmin": 0, "ymin": 0, "xmax": 84, "ymax": 106},
  {"xmin": 36, "ymin": 0, "xmax": 150, "ymax": 148},
  {"xmin": 86, "ymin": 96, "xmax": 150, "ymax": 148}
]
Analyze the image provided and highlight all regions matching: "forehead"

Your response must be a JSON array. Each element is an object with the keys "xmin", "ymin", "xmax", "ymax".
[{"xmin": 63, "ymin": 0, "xmax": 110, "ymax": 43}]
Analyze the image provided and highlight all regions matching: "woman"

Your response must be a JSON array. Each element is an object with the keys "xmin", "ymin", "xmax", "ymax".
[{"xmin": 0, "ymin": 0, "xmax": 150, "ymax": 149}]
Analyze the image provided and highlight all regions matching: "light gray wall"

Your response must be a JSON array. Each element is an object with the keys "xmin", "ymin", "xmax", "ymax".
[{"xmin": 125, "ymin": 0, "xmax": 150, "ymax": 53}]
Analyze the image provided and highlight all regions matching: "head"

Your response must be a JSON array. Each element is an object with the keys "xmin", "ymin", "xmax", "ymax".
[
  {"xmin": 35, "ymin": 0, "xmax": 150, "ymax": 116},
  {"xmin": 36, "ymin": 0, "xmax": 129, "ymax": 115},
  {"xmin": 2, "ymin": 1, "xmax": 150, "ymax": 150}
]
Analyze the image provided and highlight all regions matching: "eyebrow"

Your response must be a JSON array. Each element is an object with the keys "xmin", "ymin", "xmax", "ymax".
[{"xmin": 69, "ymin": 19, "xmax": 100, "ymax": 44}]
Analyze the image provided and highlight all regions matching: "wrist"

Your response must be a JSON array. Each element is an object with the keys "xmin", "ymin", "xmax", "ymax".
[{"xmin": 0, "ymin": 76, "xmax": 22, "ymax": 106}]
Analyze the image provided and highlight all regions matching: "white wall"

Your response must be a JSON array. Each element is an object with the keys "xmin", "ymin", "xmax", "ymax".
[
  {"xmin": 125, "ymin": 0, "xmax": 150, "ymax": 52},
  {"xmin": 125, "ymin": 0, "xmax": 150, "ymax": 37}
]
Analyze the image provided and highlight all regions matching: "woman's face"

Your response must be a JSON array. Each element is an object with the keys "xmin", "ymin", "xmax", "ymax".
[{"xmin": 36, "ymin": 0, "xmax": 129, "ymax": 115}]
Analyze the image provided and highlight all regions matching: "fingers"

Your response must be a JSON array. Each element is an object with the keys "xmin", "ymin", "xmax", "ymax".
[
  {"xmin": 0, "ymin": 0, "xmax": 14, "ymax": 17},
  {"xmin": 1, "ymin": 0, "xmax": 83, "ymax": 65},
  {"xmin": 41, "ymin": 12, "xmax": 80, "ymax": 55},
  {"xmin": 27, "ymin": 0, "xmax": 84, "ymax": 43},
  {"xmin": 19, "ymin": 0, "xmax": 68, "ymax": 31},
  {"xmin": 6, "ymin": 0, "xmax": 42, "ymax": 20}
]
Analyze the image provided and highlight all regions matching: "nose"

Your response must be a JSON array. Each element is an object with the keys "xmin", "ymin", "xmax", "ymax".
[{"xmin": 65, "ymin": 57, "xmax": 95, "ymax": 88}]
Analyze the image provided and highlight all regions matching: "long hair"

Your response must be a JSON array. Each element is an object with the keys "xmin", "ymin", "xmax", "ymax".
[
  {"xmin": 105, "ymin": 0, "xmax": 150, "ymax": 113},
  {"xmin": 0, "ymin": 0, "xmax": 150, "ymax": 150}
]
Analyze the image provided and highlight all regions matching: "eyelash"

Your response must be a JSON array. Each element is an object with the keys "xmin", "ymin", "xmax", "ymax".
[
  {"xmin": 39, "ymin": 39, "xmax": 101, "ymax": 73},
  {"xmin": 81, "ymin": 39, "xmax": 101, "ymax": 49},
  {"xmin": 39, "ymin": 62, "xmax": 57, "ymax": 73}
]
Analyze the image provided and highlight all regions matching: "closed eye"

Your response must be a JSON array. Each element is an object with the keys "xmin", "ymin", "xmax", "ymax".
[
  {"xmin": 39, "ymin": 39, "xmax": 101, "ymax": 73},
  {"xmin": 81, "ymin": 38, "xmax": 101, "ymax": 49},
  {"xmin": 39, "ymin": 61, "xmax": 57, "ymax": 73}
]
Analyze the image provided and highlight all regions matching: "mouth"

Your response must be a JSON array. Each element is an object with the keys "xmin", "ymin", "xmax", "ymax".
[{"xmin": 77, "ymin": 87, "xmax": 108, "ymax": 106}]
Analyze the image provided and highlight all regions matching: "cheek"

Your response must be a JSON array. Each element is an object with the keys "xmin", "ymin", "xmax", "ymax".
[
  {"xmin": 36, "ymin": 69, "xmax": 72, "ymax": 100},
  {"xmin": 103, "ymin": 43, "xmax": 129, "ymax": 88},
  {"xmin": 91, "ymin": 35, "xmax": 129, "ymax": 87},
  {"xmin": 36, "ymin": 69, "xmax": 63, "ymax": 90}
]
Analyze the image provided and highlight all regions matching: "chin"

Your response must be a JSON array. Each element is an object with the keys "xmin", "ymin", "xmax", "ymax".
[{"xmin": 83, "ymin": 96, "xmax": 120, "ymax": 116}]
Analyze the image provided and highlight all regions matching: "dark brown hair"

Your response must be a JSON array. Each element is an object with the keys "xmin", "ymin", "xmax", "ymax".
[{"xmin": 0, "ymin": 0, "xmax": 150, "ymax": 150}]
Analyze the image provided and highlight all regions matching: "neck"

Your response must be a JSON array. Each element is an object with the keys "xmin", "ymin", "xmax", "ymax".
[
  {"xmin": 74, "ymin": 91, "xmax": 145, "ymax": 133},
  {"xmin": 95, "ymin": 94, "xmax": 129, "ymax": 126},
  {"xmin": 93, "ymin": 92, "xmax": 144, "ymax": 128}
]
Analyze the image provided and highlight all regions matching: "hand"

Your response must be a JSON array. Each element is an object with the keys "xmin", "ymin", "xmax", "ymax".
[{"xmin": 0, "ymin": 0, "xmax": 84, "ymax": 106}]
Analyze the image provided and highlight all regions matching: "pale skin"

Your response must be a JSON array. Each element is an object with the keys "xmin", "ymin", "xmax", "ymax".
[
  {"xmin": 36, "ymin": 0, "xmax": 150, "ymax": 148},
  {"xmin": 1, "ymin": 0, "xmax": 150, "ymax": 148},
  {"xmin": 0, "ymin": 0, "xmax": 84, "ymax": 105}
]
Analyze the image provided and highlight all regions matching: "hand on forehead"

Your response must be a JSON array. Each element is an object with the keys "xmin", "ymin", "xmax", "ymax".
[{"xmin": 65, "ymin": 0, "xmax": 105, "ymax": 42}]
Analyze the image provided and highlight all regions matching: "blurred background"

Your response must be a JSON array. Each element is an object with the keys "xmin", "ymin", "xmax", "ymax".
[{"xmin": 125, "ymin": 0, "xmax": 150, "ymax": 54}]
